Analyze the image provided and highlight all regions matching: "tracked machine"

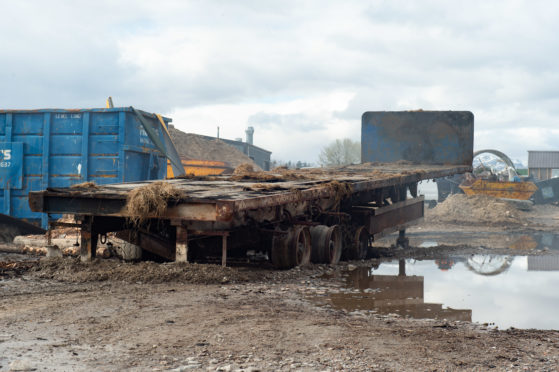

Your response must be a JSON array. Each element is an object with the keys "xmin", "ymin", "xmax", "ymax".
[{"xmin": 29, "ymin": 111, "xmax": 474, "ymax": 268}]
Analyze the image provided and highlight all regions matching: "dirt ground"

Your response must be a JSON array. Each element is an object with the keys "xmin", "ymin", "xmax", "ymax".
[{"xmin": 1, "ymin": 197, "xmax": 559, "ymax": 371}]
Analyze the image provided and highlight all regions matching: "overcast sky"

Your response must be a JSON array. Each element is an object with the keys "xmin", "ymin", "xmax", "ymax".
[{"xmin": 1, "ymin": 0, "xmax": 558, "ymax": 164}]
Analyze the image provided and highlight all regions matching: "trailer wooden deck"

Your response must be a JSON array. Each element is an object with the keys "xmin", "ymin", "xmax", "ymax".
[
  {"xmin": 29, "ymin": 162, "xmax": 471, "ymax": 267},
  {"xmin": 30, "ymin": 163, "xmax": 468, "ymax": 220}
]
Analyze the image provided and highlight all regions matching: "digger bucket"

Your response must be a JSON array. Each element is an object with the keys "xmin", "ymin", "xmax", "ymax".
[{"xmin": 361, "ymin": 111, "xmax": 474, "ymax": 165}]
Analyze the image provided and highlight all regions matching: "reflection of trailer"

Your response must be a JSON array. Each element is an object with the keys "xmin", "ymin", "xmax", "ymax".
[
  {"xmin": 330, "ymin": 262, "xmax": 472, "ymax": 321},
  {"xmin": 28, "ymin": 111, "xmax": 474, "ymax": 268}
]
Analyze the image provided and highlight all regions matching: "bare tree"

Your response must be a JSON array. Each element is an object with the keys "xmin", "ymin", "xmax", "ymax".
[{"xmin": 318, "ymin": 138, "xmax": 360, "ymax": 166}]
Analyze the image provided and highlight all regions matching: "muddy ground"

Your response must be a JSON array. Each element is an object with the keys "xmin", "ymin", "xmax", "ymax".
[{"xmin": 1, "ymin": 199, "xmax": 559, "ymax": 371}]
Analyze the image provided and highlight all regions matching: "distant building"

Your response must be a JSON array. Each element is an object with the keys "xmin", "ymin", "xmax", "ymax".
[
  {"xmin": 528, "ymin": 151, "xmax": 559, "ymax": 180},
  {"xmin": 528, "ymin": 256, "xmax": 559, "ymax": 271},
  {"xmin": 167, "ymin": 125, "xmax": 272, "ymax": 171},
  {"xmin": 221, "ymin": 127, "xmax": 272, "ymax": 171}
]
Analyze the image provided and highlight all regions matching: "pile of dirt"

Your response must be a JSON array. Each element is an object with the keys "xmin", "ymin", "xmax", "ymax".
[
  {"xmin": 31, "ymin": 257, "xmax": 251, "ymax": 284},
  {"xmin": 427, "ymin": 194, "xmax": 526, "ymax": 225},
  {"xmin": 0, "ymin": 260, "xmax": 36, "ymax": 278},
  {"xmin": 126, "ymin": 181, "xmax": 182, "ymax": 225},
  {"xmin": 168, "ymin": 127, "xmax": 260, "ymax": 169}
]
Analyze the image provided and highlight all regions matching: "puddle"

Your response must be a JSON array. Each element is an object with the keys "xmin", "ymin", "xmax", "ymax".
[
  {"xmin": 418, "ymin": 241, "xmax": 439, "ymax": 248},
  {"xmin": 319, "ymin": 256, "xmax": 559, "ymax": 330},
  {"xmin": 392, "ymin": 231, "xmax": 559, "ymax": 251}
]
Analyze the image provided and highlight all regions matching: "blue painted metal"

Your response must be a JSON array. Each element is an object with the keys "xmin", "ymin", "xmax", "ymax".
[
  {"xmin": 0, "ymin": 107, "xmax": 172, "ymax": 228},
  {"xmin": 0, "ymin": 142, "xmax": 23, "ymax": 189},
  {"xmin": 361, "ymin": 111, "xmax": 474, "ymax": 166}
]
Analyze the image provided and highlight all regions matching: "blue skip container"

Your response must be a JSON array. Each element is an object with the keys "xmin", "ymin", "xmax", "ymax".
[{"xmin": 0, "ymin": 107, "xmax": 171, "ymax": 228}]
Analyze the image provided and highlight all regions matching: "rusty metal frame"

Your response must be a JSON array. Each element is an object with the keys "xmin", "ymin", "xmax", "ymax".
[{"xmin": 353, "ymin": 196, "xmax": 424, "ymax": 240}]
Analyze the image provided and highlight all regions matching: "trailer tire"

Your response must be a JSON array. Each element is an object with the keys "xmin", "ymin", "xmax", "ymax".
[
  {"xmin": 271, "ymin": 226, "xmax": 311, "ymax": 269},
  {"xmin": 310, "ymin": 225, "xmax": 342, "ymax": 265},
  {"xmin": 348, "ymin": 226, "xmax": 369, "ymax": 260}
]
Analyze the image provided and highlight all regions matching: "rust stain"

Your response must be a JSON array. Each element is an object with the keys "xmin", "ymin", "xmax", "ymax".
[{"xmin": 508, "ymin": 236, "xmax": 538, "ymax": 250}]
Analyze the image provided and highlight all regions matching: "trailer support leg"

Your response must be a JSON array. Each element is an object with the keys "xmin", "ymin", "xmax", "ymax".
[
  {"xmin": 396, "ymin": 229, "xmax": 409, "ymax": 249},
  {"xmin": 398, "ymin": 259, "xmax": 406, "ymax": 276},
  {"xmin": 175, "ymin": 226, "xmax": 188, "ymax": 263},
  {"xmin": 80, "ymin": 216, "xmax": 97, "ymax": 262},
  {"xmin": 222, "ymin": 235, "xmax": 228, "ymax": 267}
]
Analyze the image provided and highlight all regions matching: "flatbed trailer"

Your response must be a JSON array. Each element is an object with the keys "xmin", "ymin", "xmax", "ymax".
[
  {"xmin": 28, "ymin": 163, "xmax": 469, "ymax": 266},
  {"xmin": 28, "ymin": 111, "xmax": 474, "ymax": 268}
]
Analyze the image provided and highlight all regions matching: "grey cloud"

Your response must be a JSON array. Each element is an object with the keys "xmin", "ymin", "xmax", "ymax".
[
  {"xmin": 248, "ymin": 112, "xmax": 324, "ymax": 132},
  {"xmin": 0, "ymin": 0, "xmax": 558, "ymax": 164}
]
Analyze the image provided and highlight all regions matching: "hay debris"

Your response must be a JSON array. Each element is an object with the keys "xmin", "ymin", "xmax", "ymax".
[
  {"xmin": 70, "ymin": 182, "xmax": 98, "ymax": 189},
  {"xmin": 242, "ymin": 183, "xmax": 288, "ymax": 192},
  {"xmin": 233, "ymin": 163, "xmax": 255, "ymax": 175},
  {"xmin": 323, "ymin": 181, "xmax": 354, "ymax": 203},
  {"xmin": 126, "ymin": 181, "xmax": 182, "ymax": 226}
]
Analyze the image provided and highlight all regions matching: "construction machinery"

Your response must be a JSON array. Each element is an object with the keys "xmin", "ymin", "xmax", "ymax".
[
  {"xmin": 436, "ymin": 149, "xmax": 554, "ymax": 203},
  {"xmin": 167, "ymin": 159, "xmax": 233, "ymax": 177},
  {"xmin": 459, "ymin": 149, "xmax": 538, "ymax": 200}
]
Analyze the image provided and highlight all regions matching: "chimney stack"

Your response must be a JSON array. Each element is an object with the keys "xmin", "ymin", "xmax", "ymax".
[{"xmin": 245, "ymin": 126, "xmax": 254, "ymax": 145}]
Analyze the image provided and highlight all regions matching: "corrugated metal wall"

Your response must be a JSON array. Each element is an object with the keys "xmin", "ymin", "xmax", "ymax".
[
  {"xmin": 528, "ymin": 151, "xmax": 559, "ymax": 168},
  {"xmin": 528, "ymin": 151, "xmax": 559, "ymax": 181},
  {"xmin": 0, "ymin": 108, "xmax": 169, "ymax": 227}
]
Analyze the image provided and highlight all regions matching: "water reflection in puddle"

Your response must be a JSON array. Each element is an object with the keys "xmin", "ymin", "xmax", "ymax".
[
  {"xmin": 406, "ymin": 232, "xmax": 559, "ymax": 251},
  {"xmin": 321, "ymin": 255, "xmax": 559, "ymax": 330}
]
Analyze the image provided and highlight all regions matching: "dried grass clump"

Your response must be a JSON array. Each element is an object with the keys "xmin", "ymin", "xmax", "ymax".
[
  {"xmin": 278, "ymin": 170, "xmax": 309, "ymax": 181},
  {"xmin": 242, "ymin": 183, "xmax": 288, "ymax": 192},
  {"xmin": 229, "ymin": 170, "xmax": 284, "ymax": 182},
  {"xmin": 324, "ymin": 180, "xmax": 354, "ymax": 202},
  {"xmin": 70, "ymin": 182, "xmax": 98, "ymax": 189},
  {"xmin": 233, "ymin": 163, "xmax": 255, "ymax": 175},
  {"xmin": 126, "ymin": 181, "xmax": 182, "ymax": 225}
]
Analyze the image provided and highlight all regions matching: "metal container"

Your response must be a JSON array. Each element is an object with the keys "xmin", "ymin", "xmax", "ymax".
[
  {"xmin": 0, "ymin": 107, "xmax": 171, "ymax": 227},
  {"xmin": 361, "ymin": 111, "xmax": 474, "ymax": 166}
]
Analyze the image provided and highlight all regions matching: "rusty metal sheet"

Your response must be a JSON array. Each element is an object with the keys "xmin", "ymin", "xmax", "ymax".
[
  {"xmin": 167, "ymin": 203, "xmax": 227, "ymax": 221},
  {"xmin": 361, "ymin": 111, "xmax": 474, "ymax": 166},
  {"xmin": 353, "ymin": 197, "xmax": 424, "ymax": 239}
]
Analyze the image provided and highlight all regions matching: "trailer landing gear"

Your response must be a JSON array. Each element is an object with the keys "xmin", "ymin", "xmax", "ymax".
[{"xmin": 396, "ymin": 229, "xmax": 409, "ymax": 250}]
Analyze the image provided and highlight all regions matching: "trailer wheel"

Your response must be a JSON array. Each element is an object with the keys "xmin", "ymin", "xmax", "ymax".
[
  {"xmin": 348, "ymin": 226, "xmax": 369, "ymax": 260},
  {"xmin": 310, "ymin": 225, "xmax": 342, "ymax": 265},
  {"xmin": 271, "ymin": 226, "xmax": 311, "ymax": 269}
]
